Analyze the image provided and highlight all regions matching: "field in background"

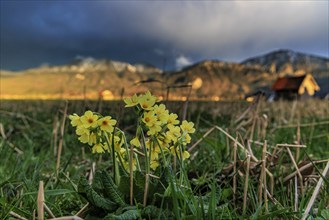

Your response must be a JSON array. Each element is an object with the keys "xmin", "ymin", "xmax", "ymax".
[{"xmin": 0, "ymin": 99, "xmax": 328, "ymax": 219}]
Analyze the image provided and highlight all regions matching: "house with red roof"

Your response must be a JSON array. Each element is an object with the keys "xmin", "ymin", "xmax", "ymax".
[{"xmin": 272, "ymin": 74, "xmax": 320, "ymax": 100}]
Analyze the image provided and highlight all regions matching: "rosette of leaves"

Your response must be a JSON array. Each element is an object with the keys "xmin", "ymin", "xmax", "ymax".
[{"xmin": 78, "ymin": 171, "xmax": 174, "ymax": 219}]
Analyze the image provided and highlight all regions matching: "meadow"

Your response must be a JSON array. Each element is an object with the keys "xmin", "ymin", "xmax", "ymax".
[{"xmin": 0, "ymin": 97, "xmax": 328, "ymax": 220}]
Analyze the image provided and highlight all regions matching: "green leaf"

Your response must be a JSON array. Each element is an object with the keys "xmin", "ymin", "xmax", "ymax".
[
  {"xmin": 23, "ymin": 189, "xmax": 76, "ymax": 196},
  {"xmin": 101, "ymin": 171, "xmax": 126, "ymax": 206},
  {"xmin": 142, "ymin": 205, "xmax": 174, "ymax": 219},
  {"xmin": 104, "ymin": 209, "xmax": 141, "ymax": 220},
  {"xmin": 78, "ymin": 177, "xmax": 118, "ymax": 212},
  {"xmin": 119, "ymin": 175, "xmax": 144, "ymax": 204},
  {"xmin": 320, "ymin": 209, "xmax": 329, "ymax": 219}
]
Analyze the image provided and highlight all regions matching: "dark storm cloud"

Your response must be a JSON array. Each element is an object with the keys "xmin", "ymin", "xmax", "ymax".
[{"xmin": 0, "ymin": 1, "xmax": 328, "ymax": 70}]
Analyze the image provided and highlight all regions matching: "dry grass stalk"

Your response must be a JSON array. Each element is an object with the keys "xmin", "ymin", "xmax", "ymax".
[
  {"xmin": 37, "ymin": 181, "xmax": 44, "ymax": 220},
  {"xmin": 225, "ymin": 128, "xmax": 230, "ymax": 157},
  {"xmin": 33, "ymin": 209, "xmax": 36, "ymax": 220},
  {"xmin": 52, "ymin": 113, "xmax": 59, "ymax": 157},
  {"xmin": 148, "ymin": 173, "xmax": 160, "ymax": 179},
  {"xmin": 294, "ymin": 176, "xmax": 298, "ymax": 212},
  {"xmin": 9, "ymin": 211, "xmax": 28, "ymax": 220},
  {"xmin": 130, "ymin": 144, "xmax": 134, "ymax": 205},
  {"xmin": 261, "ymin": 114, "xmax": 268, "ymax": 139},
  {"xmin": 216, "ymin": 124, "xmax": 275, "ymax": 190},
  {"xmin": 88, "ymin": 162, "xmax": 96, "ymax": 184},
  {"xmin": 247, "ymin": 140, "xmax": 255, "ymax": 159},
  {"xmin": 243, "ymin": 155, "xmax": 251, "ymax": 215},
  {"xmin": 301, "ymin": 161, "xmax": 329, "ymax": 220},
  {"xmin": 286, "ymin": 147, "xmax": 304, "ymax": 194},
  {"xmin": 48, "ymin": 216, "xmax": 82, "ymax": 220},
  {"xmin": 7, "ymin": 142, "xmax": 24, "ymax": 155},
  {"xmin": 267, "ymin": 170, "xmax": 274, "ymax": 196},
  {"xmin": 284, "ymin": 160, "xmax": 329, "ymax": 182},
  {"xmin": 250, "ymin": 97, "xmax": 261, "ymax": 141},
  {"xmin": 233, "ymin": 137, "xmax": 237, "ymax": 205},
  {"xmin": 143, "ymin": 174, "xmax": 150, "ymax": 206},
  {"xmin": 191, "ymin": 125, "xmax": 276, "ymax": 194},
  {"xmin": 56, "ymin": 101, "xmax": 68, "ymax": 174},
  {"xmin": 133, "ymin": 149, "xmax": 145, "ymax": 156},
  {"xmin": 289, "ymin": 99, "xmax": 297, "ymax": 123},
  {"xmin": 296, "ymin": 120, "xmax": 301, "ymax": 161},
  {"xmin": 0, "ymin": 123, "xmax": 6, "ymax": 139},
  {"xmin": 263, "ymin": 151, "xmax": 268, "ymax": 211},
  {"xmin": 271, "ymin": 120, "xmax": 329, "ymax": 132},
  {"xmin": 44, "ymin": 202, "xmax": 56, "ymax": 218},
  {"xmin": 76, "ymin": 203, "xmax": 89, "ymax": 218},
  {"xmin": 258, "ymin": 141, "xmax": 267, "ymax": 207},
  {"xmin": 276, "ymin": 143, "xmax": 306, "ymax": 148}
]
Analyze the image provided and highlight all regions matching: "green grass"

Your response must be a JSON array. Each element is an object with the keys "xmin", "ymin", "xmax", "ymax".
[{"xmin": 0, "ymin": 99, "xmax": 328, "ymax": 219}]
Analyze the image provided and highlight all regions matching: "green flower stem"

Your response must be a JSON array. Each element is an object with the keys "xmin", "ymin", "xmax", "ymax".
[
  {"xmin": 120, "ymin": 129, "xmax": 141, "ymax": 172},
  {"xmin": 140, "ymin": 125, "xmax": 150, "ymax": 174},
  {"xmin": 104, "ymin": 130, "xmax": 120, "ymax": 185}
]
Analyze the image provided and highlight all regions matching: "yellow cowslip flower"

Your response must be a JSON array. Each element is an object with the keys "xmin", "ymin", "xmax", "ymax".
[
  {"xmin": 167, "ymin": 113, "xmax": 179, "ymax": 126},
  {"xmin": 150, "ymin": 146, "xmax": 160, "ymax": 160},
  {"xmin": 142, "ymin": 111, "xmax": 158, "ymax": 127},
  {"xmin": 130, "ymin": 136, "xmax": 141, "ymax": 147},
  {"xmin": 166, "ymin": 124, "xmax": 181, "ymax": 143},
  {"xmin": 160, "ymin": 139, "xmax": 170, "ymax": 151},
  {"xmin": 109, "ymin": 135, "xmax": 123, "ymax": 152},
  {"xmin": 145, "ymin": 139, "xmax": 151, "ymax": 149},
  {"xmin": 92, "ymin": 143, "xmax": 106, "ymax": 154},
  {"xmin": 170, "ymin": 146, "xmax": 190, "ymax": 160},
  {"xmin": 139, "ymin": 96, "xmax": 156, "ymax": 111},
  {"xmin": 76, "ymin": 126, "xmax": 90, "ymax": 136},
  {"xmin": 150, "ymin": 159, "xmax": 159, "ymax": 170},
  {"xmin": 124, "ymin": 94, "xmax": 139, "ymax": 107},
  {"xmin": 69, "ymin": 114, "xmax": 82, "ymax": 127},
  {"xmin": 80, "ymin": 111, "xmax": 99, "ymax": 128},
  {"xmin": 182, "ymin": 150, "xmax": 190, "ymax": 160},
  {"xmin": 147, "ymin": 121, "xmax": 162, "ymax": 136},
  {"xmin": 182, "ymin": 133, "xmax": 191, "ymax": 145},
  {"xmin": 180, "ymin": 120, "xmax": 195, "ymax": 134},
  {"xmin": 121, "ymin": 149, "xmax": 137, "ymax": 173},
  {"xmin": 153, "ymin": 104, "xmax": 169, "ymax": 124},
  {"xmin": 76, "ymin": 126, "xmax": 90, "ymax": 144},
  {"xmin": 153, "ymin": 136, "xmax": 169, "ymax": 149},
  {"xmin": 143, "ymin": 91, "xmax": 157, "ymax": 103},
  {"xmin": 138, "ymin": 91, "xmax": 157, "ymax": 110},
  {"xmin": 78, "ymin": 133, "xmax": 89, "ymax": 144},
  {"xmin": 97, "ymin": 116, "xmax": 116, "ymax": 133},
  {"xmin": 87, "ymin": 132, "xmax": 97, "ymax": 146}
]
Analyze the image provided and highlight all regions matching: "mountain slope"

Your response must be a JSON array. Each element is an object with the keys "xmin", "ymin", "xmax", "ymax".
[
  {"xmin": 1, "ymin": 50, "xmax": 328, "ymax": 100},
  {"xmin": 241, "ymin": 49, "xmax": 329, "ymax": 77},
  {"xmin": 0, "ymin": 59, "xmax": 163, "ymax": 99}
]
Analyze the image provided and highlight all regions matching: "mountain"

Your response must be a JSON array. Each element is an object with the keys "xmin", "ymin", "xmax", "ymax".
[
  {"xmin": 241, "ymin": 49, "xmax": 329, "ymax": 77},
  {"xmin": 164, "ymin": 60, "xmax": 275, "ymax": 100},
  {"xmin": 0, "ymin": 59, "xmax": 163, "ymax": 99},
  {"xmin": 1, "ymin": 50, "xmax": 328, "ymax": 100}
]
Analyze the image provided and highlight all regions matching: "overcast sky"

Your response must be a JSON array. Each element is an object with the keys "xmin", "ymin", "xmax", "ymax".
[{"xmin": 1, "ymin": 1, "xmax": 328, "ymax": 71}]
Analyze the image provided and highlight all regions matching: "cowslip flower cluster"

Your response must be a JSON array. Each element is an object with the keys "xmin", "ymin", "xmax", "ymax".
[
  {"xmin": 125, "ymin": 91, "xmax": 195, "ymax": 170},
  {"xmin": 69, "ymin": 91, "xmax": 195, "ymax": 174},
  {"xmin": 69, "ymin": 110, "xmax": 118, "ymax": 154}
]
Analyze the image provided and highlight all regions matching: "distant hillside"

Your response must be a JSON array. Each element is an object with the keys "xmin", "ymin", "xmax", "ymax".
[
  {"xmin": 0, "ymin": 59, "xmax": 163, "ymax": 99},
  {"xmin": 1, "ymin": 50, "xmax": 328, "ymax": 100},
  {"xmin": 241, "ymin": 49, "xmax": 329, "ymax": 77},
  {"xmin": 164, "ymin": 60, "xmax": 276, "ymax": 100}
]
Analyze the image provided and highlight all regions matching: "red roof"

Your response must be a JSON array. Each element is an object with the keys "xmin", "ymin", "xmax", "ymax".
[{"xmin": 272, "ymin": 75, "xmax": 306, "ymax": 91}]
